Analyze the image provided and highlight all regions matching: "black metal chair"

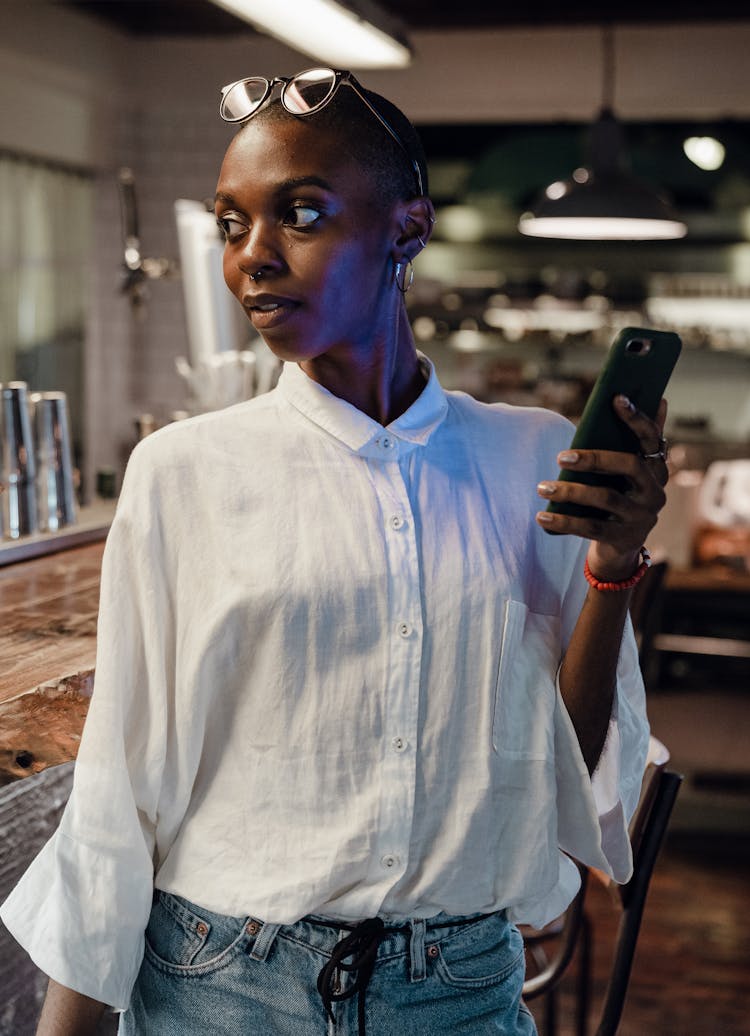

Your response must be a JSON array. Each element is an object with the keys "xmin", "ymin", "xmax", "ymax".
[{"xmin": 522, "ymin": 741, "xmax": 683, "ymax": 1036}]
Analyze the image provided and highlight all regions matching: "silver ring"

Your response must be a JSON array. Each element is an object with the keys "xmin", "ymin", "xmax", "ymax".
[
  {"xmin": 249, "ymin": 270, "xmax": 263, "ymax": 282},
  {"xmin": 641, "ymin": 436, "xmax": 668, "ymax": 461}
]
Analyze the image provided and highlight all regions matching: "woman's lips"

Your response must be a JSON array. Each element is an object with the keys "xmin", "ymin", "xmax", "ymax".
[{"xmin": 242, "ymin": 292, "xmax": 300, "ymax": 330}]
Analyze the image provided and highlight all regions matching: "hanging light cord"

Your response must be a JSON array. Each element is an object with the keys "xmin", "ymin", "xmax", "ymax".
[{"xmin": 601, "ymin": 22, "xmax": 615, "ymax": 112}]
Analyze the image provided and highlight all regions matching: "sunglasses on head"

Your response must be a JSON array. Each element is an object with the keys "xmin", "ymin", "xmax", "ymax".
[{"xmin": 219, "ymin": 67, "xmax": 424, "ymax": 198}]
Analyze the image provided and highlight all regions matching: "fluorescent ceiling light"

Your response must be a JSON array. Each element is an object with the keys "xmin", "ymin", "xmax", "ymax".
[{"xmin": 210, "ymin": 0, "xmax": 412, "ymax": 69}]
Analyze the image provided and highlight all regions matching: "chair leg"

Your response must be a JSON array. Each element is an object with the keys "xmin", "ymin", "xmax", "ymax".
[
  {"xmin": 540, "ymin": 911, "xmax": 591, "ymax": 1036},
  {"xmin": 576, "ymin": 911, "xmax": 593, "ymax": 1036},
  {"xmin": 594, "ymin": 771, "xmax": 682, "ymax": 1036},
  {"xmin": 543, "ymin": 986, "xmax": 558, "ymax": 1036}
]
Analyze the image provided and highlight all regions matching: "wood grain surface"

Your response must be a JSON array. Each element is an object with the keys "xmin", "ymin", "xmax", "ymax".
[{"xmin": 0, "ymin": 542, "xmax": 104, "ymax": 784}]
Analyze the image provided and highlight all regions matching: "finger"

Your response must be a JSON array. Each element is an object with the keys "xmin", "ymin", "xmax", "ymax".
[
  {"xmin": 536, "ymin": 495, "xmax": 660, "ymax": 546},
  {"xmin": 613, "ymin": 394, "xmax": 665, "ymax": 454},
  {"xmin": 557, "ymin": 448, "xmax": 650, "ymax": 484},
  {"xmin": 536, "ymin": 507, "xmax": 649, "ymax": 547},
  {"xmin": 656, "ymin": 397, "xmax": 668, "ymax": 434},
  {"xmin": 557, "ymin": 444, "xmax": 668, "ymax": 491},
  {"xmin": 537, "ymin": 478, "xmax": 662, "ymax": 523}
]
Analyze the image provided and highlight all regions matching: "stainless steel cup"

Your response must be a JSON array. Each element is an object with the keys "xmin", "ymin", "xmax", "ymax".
[
  {"xmin": 31, "ymin": 391, "xmax": 77, "ymax": 532},
  {"xmin": 1, "ymin": 381, "xmax": 38, "ymax": 539}
]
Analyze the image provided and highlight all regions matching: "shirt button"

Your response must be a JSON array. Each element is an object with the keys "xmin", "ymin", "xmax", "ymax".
[
  {"xmin": 391, "ymin": 736, "xmax": 407, "ymax": 752},
  {"xmin": 390, "ymin": 514, "xmax": 404, "ymax": 530},
  {"xmin": 378, "ymin": 435, "xmax": 395, "ymax": 450},
  {"xmin": 398, "ymin": 622, "xmax": 412, "ymax": 638},
  {"xmin": 381, "ymin": 854, "xmax": 398, "ymax": 869}
]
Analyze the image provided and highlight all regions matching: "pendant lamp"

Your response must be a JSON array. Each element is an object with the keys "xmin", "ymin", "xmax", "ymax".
[{"xmin": 519, "ymin": 28, "xmax": 687, "ymax": 241}]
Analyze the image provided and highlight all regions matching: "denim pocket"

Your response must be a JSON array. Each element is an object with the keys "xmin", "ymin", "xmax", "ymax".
[
  {"xmin": 144, "ymin": 891, "xmax": 252, "ymax": 975},
  {"xmin": 433, "ymin": 917, "xmax": 525, "ymax": 991}
]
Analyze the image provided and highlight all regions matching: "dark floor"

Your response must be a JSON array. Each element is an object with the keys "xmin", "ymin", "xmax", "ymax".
[
  {"xmin": 527, "ymin": 833, "xmax": 750, "ymax": 1036},
  {"xmin": 528, "ymin": 679, "xmax": 750, "ymax": 1036}
]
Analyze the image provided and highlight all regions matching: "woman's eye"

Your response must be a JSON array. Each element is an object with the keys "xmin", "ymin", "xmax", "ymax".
[
  {"xmin": 216, "ymin": 215, "xmax": 246, "ymax": 242},
  {"xmin": 285, "ymin": 205, "xmax": 322, "ymax": 228}
]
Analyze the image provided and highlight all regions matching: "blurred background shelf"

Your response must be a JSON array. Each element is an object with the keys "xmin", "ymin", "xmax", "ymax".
[{"xmin": 0, "ymin": 503, "xmax": 114, "ymax": 569}]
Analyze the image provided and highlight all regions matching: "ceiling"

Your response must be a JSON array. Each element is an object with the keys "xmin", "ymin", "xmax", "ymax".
[
  {"xmin": 60, "ymin": 0, "xmax": 750, "ymax": 36},
  {"xmin": 53, "ymin": 0, "xmax": 750, "ymax": 230}
]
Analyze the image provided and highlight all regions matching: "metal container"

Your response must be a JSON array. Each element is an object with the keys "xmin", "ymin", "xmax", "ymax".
[
  {"xmin": 31, "ymin": 391, "xmax": 77, "ymax": 532},
  {"xmin": 1, "ymin": 382, "xmax": 38, "ymax": 539}
]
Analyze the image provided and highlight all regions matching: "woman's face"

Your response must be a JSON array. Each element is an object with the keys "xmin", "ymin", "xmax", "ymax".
[{"xmin": 215, "ymin": 116, "xmax": 400, "ymax": 365}]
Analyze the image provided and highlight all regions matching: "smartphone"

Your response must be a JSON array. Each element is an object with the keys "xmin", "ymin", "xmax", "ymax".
[{"xmin": 545, "ymin": 326, "xmax": 682, "ymax": 525}]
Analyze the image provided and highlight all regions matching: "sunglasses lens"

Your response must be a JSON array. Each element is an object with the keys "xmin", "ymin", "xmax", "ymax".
[
  {"xmin": 283, "ymin": 68, "xmax": 337, "ymax": 115},
  {"xmin": 220, "ymin": 78, "xmax": 269, "ymax": 121}
]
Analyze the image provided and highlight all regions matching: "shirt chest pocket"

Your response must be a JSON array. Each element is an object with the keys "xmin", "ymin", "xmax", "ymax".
[{"xmin": 491, "ymin": 600, "xmax": 561, "ymax": 760}]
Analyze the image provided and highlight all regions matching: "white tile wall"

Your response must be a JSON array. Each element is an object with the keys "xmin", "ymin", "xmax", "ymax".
[{"xmin": 84, "ymin": 103, "xmax": 239, "ymax": 493}]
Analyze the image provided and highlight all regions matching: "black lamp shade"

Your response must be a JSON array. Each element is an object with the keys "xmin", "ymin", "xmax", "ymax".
[{"xmin": 519, "ymin": 110, "xmax": 687, "ymax": 240}]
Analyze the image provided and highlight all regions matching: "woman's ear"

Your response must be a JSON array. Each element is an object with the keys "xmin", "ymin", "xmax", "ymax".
[{"xmin": 392, "ymin": 197, "xmax": 436, "ymax": 263}]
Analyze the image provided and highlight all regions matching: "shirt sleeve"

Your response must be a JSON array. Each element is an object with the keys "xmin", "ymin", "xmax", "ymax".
[
  {"xmin": 552, "ymin": 537, "xmax": 651, "ymax": 884},
  {"xmin": 0, "ymin": 443, "xmax": 173, "ymax": 1010}
]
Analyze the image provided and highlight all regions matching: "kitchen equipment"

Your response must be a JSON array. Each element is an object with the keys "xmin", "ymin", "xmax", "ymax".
[
  {"xmin": 1, "ymin": 382, "xmax": 38, "ymax": 539},
  {"xmin": 175, "ymin": 198, "xmax": 245, "ymax": 366},
  {"xmin": 32, "ymin": 391, "xmax": 77, "ymax": 532}
]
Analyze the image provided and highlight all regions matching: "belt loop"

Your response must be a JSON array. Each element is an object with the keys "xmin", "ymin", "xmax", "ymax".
[
  {"xmin": 249, "ymin": 921, "xmax": 281, "ymax": 961},
  {"xmin": 409, "ymin": 919, "xmax": 427, "ymax": 982}
]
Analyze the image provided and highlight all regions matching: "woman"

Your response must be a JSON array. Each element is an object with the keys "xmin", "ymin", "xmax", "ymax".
[{"xmin": 2, "ymin": 70, "xmax": 664, "ymax": 1035}]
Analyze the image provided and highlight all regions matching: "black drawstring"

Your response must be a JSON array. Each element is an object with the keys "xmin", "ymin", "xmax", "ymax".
[
  {"xmin": 316, "ymin": 917, "xmax": 387, "ymax": 1033},
  {"xmin": 314, "ymin": 913, "xmax": 490, "ymax": 1035}
]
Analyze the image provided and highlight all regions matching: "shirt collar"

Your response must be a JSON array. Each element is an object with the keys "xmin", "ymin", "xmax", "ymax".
[{"xmin": 277, "ymin": 354, "xmax": 449, "ymax": 456}]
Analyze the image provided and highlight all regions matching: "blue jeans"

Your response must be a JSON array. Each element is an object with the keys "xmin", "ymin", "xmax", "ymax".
[{"xmin": 119, "ymin": 891, "xmax": 537, "ymax": 1035}]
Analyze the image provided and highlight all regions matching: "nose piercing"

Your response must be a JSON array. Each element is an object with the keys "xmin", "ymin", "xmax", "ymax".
[{"xmin": 249, "ymin": 270, "xmax": 263, "ymax": 282}]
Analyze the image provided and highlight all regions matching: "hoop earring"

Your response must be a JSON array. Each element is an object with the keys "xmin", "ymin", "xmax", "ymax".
[{"xmin": 394, "ymin": 260, "xmax": 414, "ymax": 295}]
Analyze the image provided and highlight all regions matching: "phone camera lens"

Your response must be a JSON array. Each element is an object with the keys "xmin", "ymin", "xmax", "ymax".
[{"xmin": 626, "ymin": 338, "xmax": 651, "ymax": 355}]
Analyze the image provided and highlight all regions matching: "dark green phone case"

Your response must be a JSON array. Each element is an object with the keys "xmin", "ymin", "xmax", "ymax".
[{"xmin": 546, "ymin": 326, "xmax": 682, "ymax": 524}]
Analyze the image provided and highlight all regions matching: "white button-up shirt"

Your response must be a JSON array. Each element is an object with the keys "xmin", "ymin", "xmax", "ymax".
[{"xmin": 1, "ymin": 357, "xmax": 649, "ymax": 1010}]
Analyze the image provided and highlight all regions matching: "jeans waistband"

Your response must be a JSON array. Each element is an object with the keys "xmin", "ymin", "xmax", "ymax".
[{"xmin": 311, "ymin": 912, "xmax": 499, "ymax": 1036}]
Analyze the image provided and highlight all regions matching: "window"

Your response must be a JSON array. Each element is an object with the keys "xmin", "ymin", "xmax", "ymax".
[{"xmin": 0, "ymin": 153, "xmax": 93, "ymax": 470}]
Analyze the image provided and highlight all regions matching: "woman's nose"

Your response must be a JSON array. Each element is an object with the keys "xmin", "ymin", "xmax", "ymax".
[{"xmin": 237, "ymin": 222, "xmax": 284, "ymax": 279}]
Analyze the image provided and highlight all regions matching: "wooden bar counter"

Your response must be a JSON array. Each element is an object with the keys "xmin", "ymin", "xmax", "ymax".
[{"xmin": 0, "ymin": 540, "xmax": 105, "ymax": 786}]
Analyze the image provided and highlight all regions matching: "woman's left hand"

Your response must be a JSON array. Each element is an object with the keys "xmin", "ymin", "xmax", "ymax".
[{"xmin": 536, "ymin": 395, "xmax": 669, "ymax": 581}]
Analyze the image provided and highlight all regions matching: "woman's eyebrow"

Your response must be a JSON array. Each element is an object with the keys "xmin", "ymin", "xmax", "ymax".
[
  {"xmin": 279, "ymin": 175, "xmax": 334, "ymax": 193},
  {"xmin": 215, "ymin": 176, "xmax": 334, "ymax": 209}
]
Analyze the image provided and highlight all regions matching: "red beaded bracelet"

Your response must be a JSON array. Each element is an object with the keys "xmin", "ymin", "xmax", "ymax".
[{"xmin": 584, "ymin": 546, "xmax": 652, "ymax": 592}]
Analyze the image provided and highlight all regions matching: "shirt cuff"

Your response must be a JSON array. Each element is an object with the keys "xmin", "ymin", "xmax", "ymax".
[
  {"xmin": 553, "ymin": 671, "xmax": 635, "ymax": 884},
  {"xmin": 1, "ymin": 829, "xmax": 151, "ymax": 1012}
]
